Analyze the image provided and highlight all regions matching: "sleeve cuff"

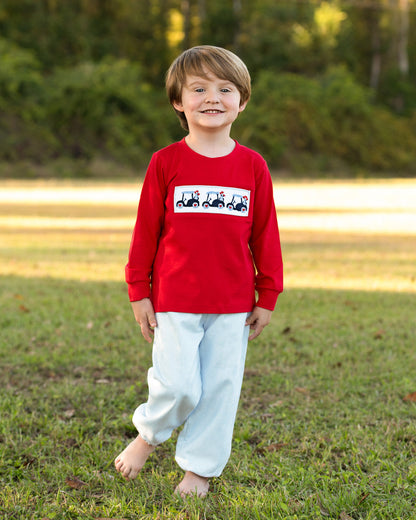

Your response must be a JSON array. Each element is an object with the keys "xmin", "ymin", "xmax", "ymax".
[
  {"xmin": 256, "ymin": 288, "xmax": 280, "ymax": 311},
  {"xmin": 127, "ymin": 282, "xmax": 151, "ymax": 302}
]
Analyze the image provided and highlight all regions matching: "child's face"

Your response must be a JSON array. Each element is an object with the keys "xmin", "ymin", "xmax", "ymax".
[{"xmin": 173, "ymin": 71, "xmax": 247, "ymax": 134}]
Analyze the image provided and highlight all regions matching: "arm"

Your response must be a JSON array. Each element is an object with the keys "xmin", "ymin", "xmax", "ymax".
[
  {"xmin": 131, "ymin": 298, "xmax": 157, "ymax": 344},
  {"xmin": 246, "ymin": 306, "xmax": 273, "ymax": 341},
  {"xmin": 249, "ymin": 159, "xmax": 283, "ymax": 310},
  {"xmin": 245, "ymin": 159, "xmax": 283, "ymax": 340},
  {"xmin": 125, "ymin": 153, "xmax": 166, "ymax": 302}
]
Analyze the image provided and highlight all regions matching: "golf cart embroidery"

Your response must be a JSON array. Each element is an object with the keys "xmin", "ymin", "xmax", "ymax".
[
  {"xmin": 174, "ymin": 185, "xmax": 250, "ymax": 216},
  {"xmin": 176, "ymin": 190, "xmax": 200, "ymax": 208},
  {"xmin": 227, "ymin": 194, "xmax": 248, "ymax": 213},
  {"xmin": 202, "ymin": 191, "xmax": 225, "ymax": 208}
]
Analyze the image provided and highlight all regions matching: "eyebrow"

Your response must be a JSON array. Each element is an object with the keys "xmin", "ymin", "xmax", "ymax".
[
  {"xmin": 187, "ymin": 80, "xmax": 206, "ymax": 87},
  {"xmin": 186, "ymin": 78, "xmax": 235, "ymax": 88}
]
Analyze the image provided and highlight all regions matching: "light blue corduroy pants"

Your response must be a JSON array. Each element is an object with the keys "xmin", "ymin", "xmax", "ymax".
[{"xmin": 132, "ymin": 312, "xmax": 250, "ymax": 477}]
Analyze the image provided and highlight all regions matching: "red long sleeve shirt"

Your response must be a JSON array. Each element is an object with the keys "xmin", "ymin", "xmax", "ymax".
[{"xmin": 126, "ymin": 139, "xmax": 283, "ymax": 313}]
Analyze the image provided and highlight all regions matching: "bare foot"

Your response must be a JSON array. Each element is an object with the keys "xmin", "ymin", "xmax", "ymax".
[
  {"xmin": 114, "ymin": 435, "xmax": 155, "ymax": 480},
  {"xmin": 174, "ymin": 471, "xmax": 209, "ymax": 498}
]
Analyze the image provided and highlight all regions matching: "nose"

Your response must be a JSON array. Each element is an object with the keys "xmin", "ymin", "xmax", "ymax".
[{"xmin": 205, "ymin": 87, "xmax": 220, "ymax": 103}]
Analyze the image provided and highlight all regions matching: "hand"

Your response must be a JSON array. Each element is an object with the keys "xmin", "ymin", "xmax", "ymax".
[
  {"xmin": 246, "ymin": 306, "xmax": 273, "ymax": 341},
  {"xmin": 131, "ymin": 298, "xmax": 157, "ymax": 343}
]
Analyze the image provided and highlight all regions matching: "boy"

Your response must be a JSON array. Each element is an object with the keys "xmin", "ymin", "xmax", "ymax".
[{"xmin": 115, "ymin": 45, "xmax": 283, "ymax": 497}]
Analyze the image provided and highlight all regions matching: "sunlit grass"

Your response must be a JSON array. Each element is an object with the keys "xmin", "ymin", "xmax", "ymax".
[
  {"xmin": 2, "ymin": 180, "xmax": 415, "ymax": 291},
  {"xmin": 281, "ymin": 230, "xmax": 416, "ymax": 293}
]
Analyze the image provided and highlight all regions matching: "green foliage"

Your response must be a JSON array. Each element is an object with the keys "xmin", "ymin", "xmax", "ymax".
[
  {"xmin": 234, "ymin": 71, "xmax": 323, "ymax": 166},
  {"xmin": 43, "ymin": 59, "xmax": 175, "ymax": 165},
  {"xmin": 1, "ymin": 0, "xmax": 416, "ymax": 176},
  {"xmin": 1, "ymin": 37, "xmax": 415, "ymax": 173},
  {"xmin": 0, "ymin": 38, "xmax": 58, "ymax": 161},
  {"xmin": 0, "ymin": 0, "xmax": 174, "ymax": 80},
  {"xmin": 0, "ymin": 43, "xmax": 180, "ymax": 166},
  {"xmin": 0, "ymin": 38, "xmax": 42, "ymax": 105},
  {"xmin": 235, "ymin": 66, "xmax": 416, "ymax": 172},
  {"xmin": 319, "ymin": 67, "xmax": 416, "ymax": 171},
  {"xmin": 239, "ymin": 0, "xmax": 314, "ymax": 76},
  {"xmin": 378, "ymin": 68, "xmax": 416, "ymax": 115}
]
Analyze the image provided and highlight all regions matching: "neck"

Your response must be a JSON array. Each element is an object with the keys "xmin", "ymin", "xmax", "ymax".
[{"xmin": 185, "ymin": 128, "xmax": 235, "ymax": 158}]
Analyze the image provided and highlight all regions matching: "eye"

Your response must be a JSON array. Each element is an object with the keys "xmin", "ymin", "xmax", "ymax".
[
  {"xmin": 220, "ymin": 88, "xmax": 231, "ymax": 93},
  {"xmin": 195, "ymin": 88, "xmax": 205, "ymax": 93}
]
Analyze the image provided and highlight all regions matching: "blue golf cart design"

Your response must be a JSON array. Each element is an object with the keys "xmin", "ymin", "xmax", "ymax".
[
  {"xmin": 227, "ymin": 194, "xmax": 248, "ymax": 213},
  {"xmin": 176, "ymin": 190, "xmax": 200, "ymax": 208},
  {"xmin": 202, "ymin": 191, "xmax": 226, "ymax": 209}
]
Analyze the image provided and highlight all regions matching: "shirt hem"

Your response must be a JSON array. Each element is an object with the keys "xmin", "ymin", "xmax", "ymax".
[{"xmin": 152, "ymin": 304, "xmax": 255, "ymax": 314}]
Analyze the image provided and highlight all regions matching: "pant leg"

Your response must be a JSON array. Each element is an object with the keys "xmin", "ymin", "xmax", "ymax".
[
  {"xmin": 175, "ymin": 313, "xmax": 249, "ymax": 477},
  {"xmin": 132, "ymin": 312, "xmax": 205, "ymax": 446}
]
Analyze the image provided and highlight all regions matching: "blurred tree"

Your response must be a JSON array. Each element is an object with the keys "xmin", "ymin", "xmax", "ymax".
[
  {"xmin": 397, "ymin": 0, "xmax": 410, "ymax": 76},
  {"xmin": 0, "ymin": 0, "xmax": 414, "ymax": 91},
  {"xmin": 0, "ymin": 0, "xmax": 177, "ymax": 82},
  {"xmin": 0, "ymin": 0, "xmax": 415, "ymax": 173},
  {"xmin": 198, "ymin": 0, "xmax": 243, "ymax": 49},
  {"xmin": 342, "ymin": 0, "xmax": 415, "ymax": 112},
  {"xmin": 238, "ymin": 0, "xmax": 313, "ymax": 75},
  {"xmin": 290, "ymin": 0, "xmax": 348, "ymax": 73}
]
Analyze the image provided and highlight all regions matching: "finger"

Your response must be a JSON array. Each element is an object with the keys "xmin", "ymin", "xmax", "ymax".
[
  {"xmin": 248, "ymin": 326, "xmax": 258, "ymax": 340},
  {"xmin": 245, "ymin": 314, "xmax": 256, "ymax": 326},
  {"xmin": 140, "ymin": 322, "xmax": 154, "ymax": 343},
  {"xmin": 148, "ymin": 311, "xmax": 157, "ymax": 329},
  {"xmin": 248, "ymin": 323, "xmax": 264, "ymax": 341}
]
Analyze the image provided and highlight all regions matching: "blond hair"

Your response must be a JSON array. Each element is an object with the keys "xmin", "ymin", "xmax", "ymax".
[{"xmin": 166, "ymin": 45, "xmax": 251, "ymax": 131}]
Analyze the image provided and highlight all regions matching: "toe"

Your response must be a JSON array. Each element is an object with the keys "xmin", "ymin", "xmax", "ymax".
[
  {"xmin": 124, "ymin": 468, "xmax": 134, "ymax": 480},
  {"xmin": 115, "ymin": 461, "xmax": 126, "ymax": 474},
  {"xmin": 174, "ymin": 485, "xmax": 184, "ymax": 498}
]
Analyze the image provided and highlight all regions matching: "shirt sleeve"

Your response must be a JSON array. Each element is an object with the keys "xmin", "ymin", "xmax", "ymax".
[
  {"xmin": 249, "ymin": 159, "xmax": 284, "ymax": 310},
  {"xmin": 125, "ymin": 153, "xmax": 166, "ymax": 302}
]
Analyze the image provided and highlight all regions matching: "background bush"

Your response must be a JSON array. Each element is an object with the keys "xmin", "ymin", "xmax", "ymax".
[
  {"xmin": 0, "ymin": 38, "xmax": 57, "ymax": 162},
  {"xmin": 43, "ymin": 59, "xmax": 177, "ymax": 165},
  {"xmin": 234, "ymin": 67, "xmax": 416, "ymax": 173},
  {"xmin": 1, "ymin": 37, "xmax": 415, "ymax": 176},
  {"xmin": 0, "ymin": 41, "xmax": 181, "ymax": 168}
]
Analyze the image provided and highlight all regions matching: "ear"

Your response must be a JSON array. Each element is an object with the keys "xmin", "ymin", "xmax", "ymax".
[
  {"xmin": 173, "ymin": 100, "xmax": 184, "ymax": 112},
  {"xmin": 238, "ymin": 100, "xmax": 248, "ymax": 113}
]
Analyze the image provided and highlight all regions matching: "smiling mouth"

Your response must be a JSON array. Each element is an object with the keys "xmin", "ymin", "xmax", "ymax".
[{"xmin": 201, "ymin": 109, "xmax": 224, "ymax": 114}]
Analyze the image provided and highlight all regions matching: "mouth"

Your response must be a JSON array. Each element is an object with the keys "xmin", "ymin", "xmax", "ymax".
[{"xmin": 201, "ymin": 109, "xmax": 224, "ymax": 114}]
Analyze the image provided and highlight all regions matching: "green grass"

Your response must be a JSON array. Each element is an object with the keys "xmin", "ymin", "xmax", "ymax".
[{"xmin": 1, "ymin": 181, "xmax": 416, "ymax": 519}]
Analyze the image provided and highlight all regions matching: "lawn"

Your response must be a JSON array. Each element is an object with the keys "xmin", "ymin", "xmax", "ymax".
[{"xmin": 1, "ymin": 180, "xmax": 416, "ymax": 520}]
